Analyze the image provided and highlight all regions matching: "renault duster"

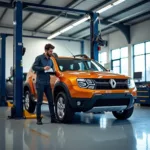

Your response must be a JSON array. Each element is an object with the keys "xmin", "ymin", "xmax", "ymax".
[{"xmin": 24, "ymin": 54, "xmax": 137, "ymax": 123}]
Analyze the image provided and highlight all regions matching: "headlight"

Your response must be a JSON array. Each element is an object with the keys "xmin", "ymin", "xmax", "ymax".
[
  {"xmin": 128, "ymin": 78, "xmax": 135, "ymax": 89},
  {"xmin": 77, "ymin": 79, "xmax": 95, "ymax": 89}
]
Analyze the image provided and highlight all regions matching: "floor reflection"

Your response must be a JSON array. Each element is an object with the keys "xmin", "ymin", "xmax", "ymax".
[{"xmin": 0, "ymin": 107, "xmax": 150, "ymax": 150}]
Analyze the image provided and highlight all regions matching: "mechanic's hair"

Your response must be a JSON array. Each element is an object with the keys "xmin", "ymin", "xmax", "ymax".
[{"xmin": 45, "ymin": 43, "xmax": 55, "ymax": 50}]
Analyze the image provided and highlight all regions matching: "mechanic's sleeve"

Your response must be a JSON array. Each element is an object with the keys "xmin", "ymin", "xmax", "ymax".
[{"xmin": 32, "ymin": 56, "xmax": 44, "ymax": 72}]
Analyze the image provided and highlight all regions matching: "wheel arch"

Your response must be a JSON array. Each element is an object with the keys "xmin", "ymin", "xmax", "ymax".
[
  {"xmin": 53, "ymin": 82, "xmax": 71, "ymax": 102},
  {"xmin": 24, "ymin": 83, "xmax": 31, "ymax": 94}
]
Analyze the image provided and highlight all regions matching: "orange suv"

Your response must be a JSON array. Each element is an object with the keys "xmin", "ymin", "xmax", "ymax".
[{"xmin": 24, "ymin": 54, "xmax": 137, "ymax": 123}]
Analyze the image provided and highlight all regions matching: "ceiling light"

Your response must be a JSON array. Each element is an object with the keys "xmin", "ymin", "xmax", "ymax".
[
  {"xmin": 113, "ymin": 0, "xmax": 125, "ymax": 6},
  {"xmin": 60, "ymin": 25, "xmax": 73, "ymax": 33},
  {"xmin": 72, "ymin": 16, "xmax": 90, "ymax": 26},
  {"xmin": 47, "ymin": 32, "xmax": 61, "ymax": 40},
  {"xmin": 97, "ymin": 4, "xmax": 113, "ymax": 13}
]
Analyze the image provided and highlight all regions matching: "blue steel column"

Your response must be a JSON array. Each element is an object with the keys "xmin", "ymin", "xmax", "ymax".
[
  {"xmin": 81, "ymin": 41, "xmax": 84, "ymax": 54},
  {"xmin": 90, "ymin": 13, "xmax": 99, "ymax": 61},
  {"xmin": 0, "ymin": 34, "xmax": 7, "ymax": 106},
  {"xmin": 12, "ymin": 1, "xmax": 23, "ymax": 118}
]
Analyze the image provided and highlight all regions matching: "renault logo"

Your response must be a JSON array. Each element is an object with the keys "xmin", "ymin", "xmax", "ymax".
[{"xmin": 109, "ymin": 79, "xmax": 116, "ymax": 88}]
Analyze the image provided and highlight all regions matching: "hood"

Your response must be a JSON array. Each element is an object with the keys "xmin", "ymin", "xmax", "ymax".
[{"xmin": 61, "ymin": 71, "xmax": 129, "ymax": 79}]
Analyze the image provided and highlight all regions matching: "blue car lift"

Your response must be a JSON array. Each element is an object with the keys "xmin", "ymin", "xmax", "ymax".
[
  {"xmin": 0, "ymin": 34, "xmax": 7, "ymax": 106},
  {"xmin": 0, "ymin": 0, "xmax": 99, "ymax": 119}
]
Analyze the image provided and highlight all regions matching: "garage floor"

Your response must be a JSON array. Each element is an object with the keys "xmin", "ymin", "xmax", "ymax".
[{"xmin": 0, "ymin": 105, "xmax": 150, "ymax": 150}]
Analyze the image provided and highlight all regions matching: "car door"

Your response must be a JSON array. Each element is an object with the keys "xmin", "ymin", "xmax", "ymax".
[{"xmin": 6, "ymin": 76, "xmax": 14, "ymax": 98}]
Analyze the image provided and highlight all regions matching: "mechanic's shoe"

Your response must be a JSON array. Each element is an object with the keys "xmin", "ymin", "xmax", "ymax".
[
  {"xmin": 51, "ymin": 118, "xmax": 58, "ymax": 123},
  {"xmin": 37, "ymin": 118, "xmax": 43, "ymax": 125}
]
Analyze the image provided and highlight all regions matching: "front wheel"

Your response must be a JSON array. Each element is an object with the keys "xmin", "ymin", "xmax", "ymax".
[
  {"xmin": 112, "ymin": 107, "xmax": 134, "ymax": 120},
  {"xmin": 55, "ymin": 92, "xmax": 74, "ymax": 123},
  {"xmin": 24, "ymin": 90, "xmax": 36, "ymax": 113}
]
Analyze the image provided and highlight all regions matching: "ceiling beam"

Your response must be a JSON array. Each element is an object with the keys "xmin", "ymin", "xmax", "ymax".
[
  {"xmin": 34, "ymin": 0, "xmax": 84, "ymax": 32},
  {"xmin": 50, "ymin": 21, "xmax": 74, "ymax": 34},
  {"xmin": 103, "ymin": 0, "xmax": 150, "ymax": 20},
  {"xmin": 50, "ymin": 0, "xmax": 112, "ymax": 36},
  {"xmin": 70, "ymin": 26, "xmax": 90, "ymax": 37},
  {"xmin": 0, "ymin": 24, "xmax": 83, "ymax": 41},
  {"xmin": 76, "ymin": 10, "xmax": 150, "ymax": 39},
  {"xmin": 23, "ymin": 1, "xmax": 90, "ymax": 14},
  {"xmin": 123, "ymin": 10, "xmax": 150, "ymax": 23},
  {"xmin": 0, "ymin": 9, "xmax": 7, "ymax": 23},
  {"xmin": 70, "ymin": 0, "xmax": 150, "ymax": 37},
  {"xmin": 0, "ymin": 1, "xmax": 82, "ymax": 20},
  {"xmin": 25, "ymin": 7, "xmax": 81, "ymax": 20},
  {"xmin": 23, "ymin": 0, "xmax": 46, "ymax": 23},
  {"xmin": 0, "ymin": 0, "xmax": 13, "ymax": 23},
  {"xmin": 89, "ymin": 0, "xmax": 113, "ymax": 11}
]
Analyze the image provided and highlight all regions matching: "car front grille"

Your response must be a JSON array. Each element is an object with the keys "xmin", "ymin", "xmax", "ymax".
[{"xmin": 94, "ymin": 79, "xmax": 128, "ymax": 90}]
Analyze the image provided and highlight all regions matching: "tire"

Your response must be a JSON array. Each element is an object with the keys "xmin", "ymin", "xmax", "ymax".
[
  {"xmin": 24, "ymin": 90, "xmax": 36, "ymax": 113},
  {"xmin": 112, "ymin": 107, "xmax": 134, "ymax": 120},
  {"xmin": 55, "ymin": 92, "xmax": 74, "ymax": 123}
]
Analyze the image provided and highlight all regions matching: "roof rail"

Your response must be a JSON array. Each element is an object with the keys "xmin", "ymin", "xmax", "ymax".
[{"xmin": 74, "ymin": 54, "xmax": 89, "ymax": 59}]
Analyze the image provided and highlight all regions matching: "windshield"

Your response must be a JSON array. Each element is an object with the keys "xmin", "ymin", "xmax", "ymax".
[{"xmin": 56, "ymin": 58, "xmax": 107, "ymax": 72}]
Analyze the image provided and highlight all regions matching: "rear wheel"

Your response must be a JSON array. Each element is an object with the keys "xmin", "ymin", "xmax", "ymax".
[
  {"xmin": 112, "ymin": 107, "xmax": 134, "ymax": 120},
  {"xmin": 55, "ymin": 92, "xmax": 74, "ymax": 123},
  {"xmin": 24, "ymin": 90, "xmax": 36, "ymax": 113}
]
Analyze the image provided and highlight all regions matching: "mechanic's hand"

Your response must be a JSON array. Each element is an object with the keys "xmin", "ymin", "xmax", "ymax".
[{"xmin": 44, "ymin": 66, "xmax": 50, "ymax": 70}]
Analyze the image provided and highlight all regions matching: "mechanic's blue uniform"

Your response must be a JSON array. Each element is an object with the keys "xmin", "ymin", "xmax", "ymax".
[{"xmin": 32, "ymin": 54, "xmax": 55, "ymax": 119}]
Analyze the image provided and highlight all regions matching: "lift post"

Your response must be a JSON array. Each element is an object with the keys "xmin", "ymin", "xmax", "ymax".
[
  {"xmin": 90, "ymin": 13, "xmax": 99, "ymax": 61},
  {"xmin": 0, "ymin": 34, "xmax": 7, "ymax": 106},
  {"xmin": 10, "ymin": 0, "xmax": 23, "ymax": 118}
]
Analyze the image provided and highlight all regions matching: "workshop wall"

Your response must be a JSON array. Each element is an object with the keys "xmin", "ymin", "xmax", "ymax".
[
  {"xmin": 100, "ymin": 19, "xmax": 150, "ymax": 76},
  {"xmin": 84, "ymin": 40, "xmax": 90, "ymax": 57},
  {"xmin": 5, "ymin": 37, "xmax": 81, "ymax": 77},
  {"xmin": 131, "ymin": 20, "xmax": 150, "ymax": 44}
]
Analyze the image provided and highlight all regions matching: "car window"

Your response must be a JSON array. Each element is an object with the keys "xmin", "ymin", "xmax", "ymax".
[{"xmin": 56, "ymin": 58, "xmax": 107, "ymax": 72}]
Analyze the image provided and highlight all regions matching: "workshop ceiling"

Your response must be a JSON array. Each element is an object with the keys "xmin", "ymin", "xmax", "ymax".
[{"xmin": 0, "ymin": 0, "xmax": 149, "ymax": 40}]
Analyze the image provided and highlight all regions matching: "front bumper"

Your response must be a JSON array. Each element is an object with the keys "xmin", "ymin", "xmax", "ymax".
[{"xmin": 69, "ymin": 93, "xmax": 136, "ymax": 112}]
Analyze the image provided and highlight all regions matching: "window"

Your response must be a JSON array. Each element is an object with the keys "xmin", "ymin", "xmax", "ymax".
[
  {"xmin": 111, "ymin": 47, "xmax": 128, "ymax": 75},
  {"xmin": 99, "ymin": 52, "xmax": 107, "ymax": 66},
  {"xmin": 133, "ymin": 41, "xmax": 150, "ymax": 81}
]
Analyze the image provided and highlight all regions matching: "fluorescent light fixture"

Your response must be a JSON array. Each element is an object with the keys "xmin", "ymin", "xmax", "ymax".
[
  {"xmin": 113, "ymin": 0, "xmax": 125, "ymax": 6},
  {"xmin": 97, "ymin": 4, "xmax": 113, "ymax": 13},
  {"xmin": 60, "ymin": 25, "xmax": 73, "ymax": 33},
  {"xmin": 72, "ymin": 16, "xmax": 90, "ymax": 26},
  {"xmin": 47, "ymin": 15, "xmax": 91, "ymax": 39},
  {"xmin": 47, "ymin": 32, "xmax": 61, "ymax": 40}
]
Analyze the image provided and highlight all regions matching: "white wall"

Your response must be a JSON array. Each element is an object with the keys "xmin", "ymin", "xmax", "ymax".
[
  {"xmin": 5, "ymin": 37, "xmax": 81, "ymax": 77},
  {"xmin": 84, "ymin": 40, "xmax": 90, "ymax": 57},
  {"xmin": 131, "ymin": 20, "xmax": 150, "ymax": 44},
  {"xmin": 99, "ymin": 19, "xmax": 150, "ymax": 76}
]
